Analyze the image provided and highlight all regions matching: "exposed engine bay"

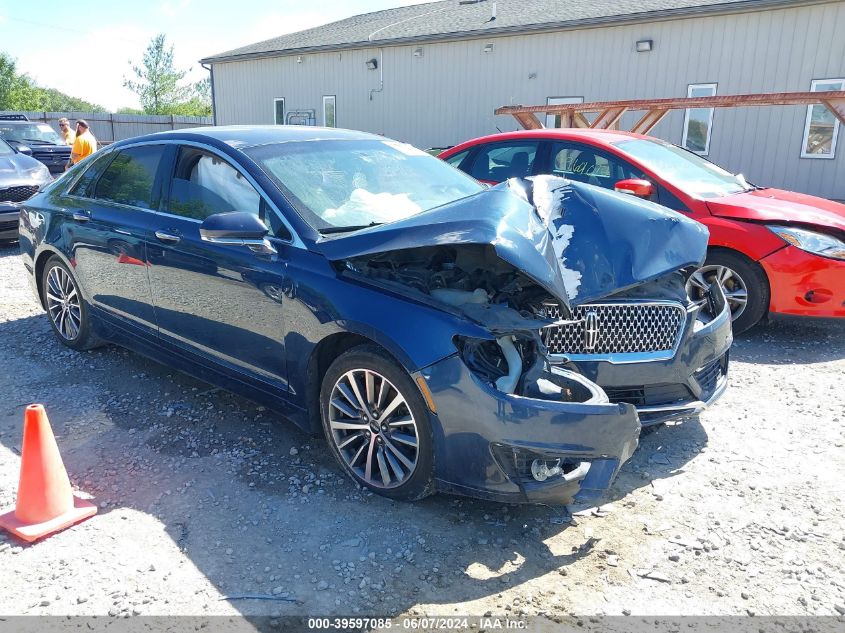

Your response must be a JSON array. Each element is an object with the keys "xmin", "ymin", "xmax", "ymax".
[{"xmin": 341, "ymin": 244, "xmax": 608, "ymax": 403}]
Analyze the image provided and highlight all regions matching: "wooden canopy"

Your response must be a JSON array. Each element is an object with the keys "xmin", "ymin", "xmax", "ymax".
[{"xmin": 495, "ymin": 91, "xmax": 845, "ymax": 133}]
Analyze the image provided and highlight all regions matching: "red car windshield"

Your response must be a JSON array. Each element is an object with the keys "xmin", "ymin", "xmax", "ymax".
[{"xmin": 613, "ymin": 138, "xmax": 751, "ymax": 199}]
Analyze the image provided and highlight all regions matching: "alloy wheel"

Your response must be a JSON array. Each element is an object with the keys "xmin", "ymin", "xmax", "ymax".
[
  {"xmin": 687, "ymin": 264, "xmax": 749, "ymax": 321},
  {"xmin": 45, "ymin": 265, "xmax": 82, "ymax": 341},
  {"xmin": 328, "ymin": 369, "xmax": 419, "ymax": 489}
]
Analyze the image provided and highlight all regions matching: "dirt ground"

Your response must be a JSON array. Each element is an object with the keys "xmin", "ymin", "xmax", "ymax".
[{"xmin": 1, "ymin": 241, "xmax": 844, "ymax": 623}]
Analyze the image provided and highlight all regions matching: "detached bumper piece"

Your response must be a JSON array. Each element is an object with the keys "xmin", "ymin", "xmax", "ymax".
[{"xmin": 422, "ymin": 356, "xmax": 640, "ymax": 506}]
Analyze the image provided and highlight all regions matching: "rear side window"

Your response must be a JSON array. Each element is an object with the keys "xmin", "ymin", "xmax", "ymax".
[
  {"xmin": 444, "ymin": 149, "xmax": 470, "ymax": 169},
  {"xmin": 68, "ymin": 153, "xmax": 115, "ymax": 199},
  {"xmin": 468, "ymin": 142, "xmax": 539, "ymax": 182},
  {"xmin": 94, "ymin": 146, "xmax": 165, "ymax": 209}
]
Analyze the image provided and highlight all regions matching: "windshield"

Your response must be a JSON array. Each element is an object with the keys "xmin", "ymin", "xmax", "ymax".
[
  {"xmin": 246, "ymin": 139, "xmax": 483, "ymax": 231},
  {"xmin": 614, "ymin": 138, "xmax": 750, "ymax": 198},
  {"xmin": 0, "ymin": 123, "xmax": 63, "ymax": 145},
  {"xmin": 0, "ymin": 138, "xmax": 13, "ymax": 156}
]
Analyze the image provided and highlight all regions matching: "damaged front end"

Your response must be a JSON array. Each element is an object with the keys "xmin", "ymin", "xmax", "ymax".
[
  {"xmin": 317, "ymin": 176, "xmax": 715, "ymax": 504},
  {"xmin": 330, "ymin": 242, "xmax": 640, "ymax": 504}
]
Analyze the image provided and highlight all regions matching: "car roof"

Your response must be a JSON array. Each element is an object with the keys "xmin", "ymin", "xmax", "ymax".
[
  {"xmin": 447, "ymin": 128, "xmax": 654, "ymax": 152},
  {"xmin": 112, "ymin": 125, "xmax": 387, "ymax": 150}
]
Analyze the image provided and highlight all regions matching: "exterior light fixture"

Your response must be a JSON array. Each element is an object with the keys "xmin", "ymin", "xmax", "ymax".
[
  {"xmin": 296, "ymin": 55, "xmax": 303, "ymax": 63},
  {"xmin": 483, "ymin": 43, "xmax": 493, "ymax": 53},
  {"xmin": 413, "ymin": 47, "xmax": 423, "ymax": 57},
  {"xmin": 635, "ymin": 39, "xmax": 653, "ymax": 52},
  {"xmin": 366, "ymin": 58, "xmax": 378, "ymax": 70}
]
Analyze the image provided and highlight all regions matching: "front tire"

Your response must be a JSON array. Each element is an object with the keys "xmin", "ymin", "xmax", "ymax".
[
  {"xmin": 41, "ymin": 256, "xmax": 102, "ymax": 351},
  {"xmin": 320, "ymin": 345, "xmax": 435, "ymax": 501},
  {"xmin": 687, "ymin": 250, "xmax": 769, "ymax": 335}
]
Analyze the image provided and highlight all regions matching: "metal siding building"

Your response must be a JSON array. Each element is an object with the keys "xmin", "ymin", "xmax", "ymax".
[{"xmin": 204, "ymin": 0, "xmax": 845, "ymax": 199}]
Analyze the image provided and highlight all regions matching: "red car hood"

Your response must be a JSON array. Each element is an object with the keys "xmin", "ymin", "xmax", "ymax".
[{"xmin": 707, "ymin": 188, "xmax": 845, "ymax": 233}]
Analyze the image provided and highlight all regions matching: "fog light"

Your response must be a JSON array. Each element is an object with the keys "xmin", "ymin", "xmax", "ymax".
[{"xmin": 531, "ymin": 459, "xmax": 562, "ymax": 482}]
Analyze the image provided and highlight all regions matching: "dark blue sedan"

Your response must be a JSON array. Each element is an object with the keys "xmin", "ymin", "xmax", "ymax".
[{"xmin": 18, "ymin": 126, "xmax": 730, "ymax": 505}]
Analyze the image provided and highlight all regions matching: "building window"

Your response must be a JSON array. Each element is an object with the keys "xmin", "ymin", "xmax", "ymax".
[
  {"xmin": 545, "ymin": 96, "xmax": 584, "ymax": 128},
  {"xmin": 682, "ymin": 83, "xmax": 717, "ymax": 155},
  {"xmin": 323, "ymin": 95, "xmax": 336, "ymax": 128},
  {"xmin": 801, "ymin": 78, "xmax": 844, "ymax": 158},
  {"xmin": 274, "ymin": 98, "xmax": 285, "ymax": 125}
]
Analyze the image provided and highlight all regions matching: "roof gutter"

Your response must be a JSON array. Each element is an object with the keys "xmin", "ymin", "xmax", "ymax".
[{"xmin": 199, "ymin": 0, "xmax": 820, "ymax": 64}]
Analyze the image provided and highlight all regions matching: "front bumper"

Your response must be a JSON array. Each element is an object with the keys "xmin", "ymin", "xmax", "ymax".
[
  {"xmin": 0, "ymin": 205, "xmax": 20, "ymax": 240},
  {"xmin": 760, "ymin": 245, "xmax": 845, "ymax": 318},
  {"xmin": 421, "ymin": 358, "xmax": 640, "ymax": 505},
  {"xmin": 554, "ymin": 286, "xmax": 733, "ymax": 426}
]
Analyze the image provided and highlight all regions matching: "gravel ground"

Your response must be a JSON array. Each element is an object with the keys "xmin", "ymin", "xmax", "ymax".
[{"xmin": 1, "ymin": 241, "xmax": 844, "ymax": 621}]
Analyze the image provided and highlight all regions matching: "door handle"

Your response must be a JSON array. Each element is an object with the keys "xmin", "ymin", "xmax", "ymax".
[
  {"xmin": 155, "ymin": 230, "xmax": 181, "ymax": 244},
  {"xmin": 71, "ymin": 211, "xmax": 90, "ymax": 222}
]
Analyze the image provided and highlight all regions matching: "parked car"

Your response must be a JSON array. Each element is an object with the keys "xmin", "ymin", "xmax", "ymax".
[
  {"xmin": 440, "ymin": 129, "xmax": 845, "ymax": 334},
  {"xmin": 0, "ymin": 137, "xmax": 52, "ymax": 242},
  {"xmin": 0, "ymin": 114, "xmax": 72, "ymax": 175},
  {"xmin": 19, "ymin": 126, "xmax": 729, "ymax": 505}
]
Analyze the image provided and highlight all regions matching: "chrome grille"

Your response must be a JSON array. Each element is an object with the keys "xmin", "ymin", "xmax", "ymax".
[
  {"xmin": 543, "ymin": 302, "xmax": 686, "ymax": 355},
  {"xmin": 0, "ymin": 185, "xmax": 39, "ymax": 203}
]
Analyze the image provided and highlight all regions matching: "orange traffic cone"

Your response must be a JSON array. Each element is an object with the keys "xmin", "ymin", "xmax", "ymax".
[{"xmin": 0, "ymin": 404, "xmax": 97, "ymax": 542}]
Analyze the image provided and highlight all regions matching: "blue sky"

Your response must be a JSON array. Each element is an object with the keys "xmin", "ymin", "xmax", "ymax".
[{"xmin": 0, "ymin": 0, "xmax": 431, "ymax": 110}]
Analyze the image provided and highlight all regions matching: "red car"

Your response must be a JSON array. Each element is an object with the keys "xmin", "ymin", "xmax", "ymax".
[{"xmin": 440, "ymin": 130, "xmax": 845, "ymax": 333}]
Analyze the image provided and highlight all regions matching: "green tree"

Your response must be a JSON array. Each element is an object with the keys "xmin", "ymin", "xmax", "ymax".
[
  {"xmin": 0, "ymin": 52, "xmax": 42, "ymax": 110},
  {"xmin": 124, "ymin": 34, "xmax": 197, "ymax": 115}
]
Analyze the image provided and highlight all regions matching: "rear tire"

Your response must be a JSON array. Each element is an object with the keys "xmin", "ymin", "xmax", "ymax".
[
  {"xmin": 690, "ymin": 250, "xmax": 769, "ymax": 335},
  {"xmin": 41, "ymin": 256, "xmax": 103, "ymax": 351},
  {"xmin": 320, "ymin": 344, "xmax": 435, "ymax": 501}
]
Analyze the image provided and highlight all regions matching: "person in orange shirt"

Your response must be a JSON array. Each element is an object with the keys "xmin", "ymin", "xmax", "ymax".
[{"xmin": 67, "ymin": 120, "xmax": 97, "ymax": 169}]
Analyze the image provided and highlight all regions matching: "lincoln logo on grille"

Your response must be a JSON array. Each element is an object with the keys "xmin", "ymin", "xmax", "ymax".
[{"xmin": 583, "ymin": 310, "xmax": 600, "ymax": 350}]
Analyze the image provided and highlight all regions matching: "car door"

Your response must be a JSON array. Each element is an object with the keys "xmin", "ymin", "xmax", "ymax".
[
  {"xmin": 145, "ymin": 143, "xmax": 293, "ymax": 390},
  {"xmin": 543, "ymin": 140, "xmax": 687, "ymax": 209},
  {"xmin": 63, "ymin": 144, "xmax": 165, "ymax": 334}
]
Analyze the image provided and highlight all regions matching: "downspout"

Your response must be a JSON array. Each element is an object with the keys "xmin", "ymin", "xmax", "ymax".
[
  {"xmin": 368, "ymin": 48, "xmax": 384, "ymax": 101},
  {"xmin": 200, "ymin": 61, "xmax": 217, "ymax": 125},
  {"xmin": 365, "ymin": 4, "xmax": 451, "ymax": 102}
]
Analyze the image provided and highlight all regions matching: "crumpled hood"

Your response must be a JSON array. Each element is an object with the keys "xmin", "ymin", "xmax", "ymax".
[
  {"xmin": 317, "ymin": 175, "xmax": 709, "ymax": 309},
  {"xmin": 706, "ymin": 188, "xmax": 845, "ymax": 233}
]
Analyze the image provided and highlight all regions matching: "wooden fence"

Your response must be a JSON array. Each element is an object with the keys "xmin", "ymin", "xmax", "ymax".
[{"xmin": 0, "ymin": 111, "xmax": 213, "ymax": 144}]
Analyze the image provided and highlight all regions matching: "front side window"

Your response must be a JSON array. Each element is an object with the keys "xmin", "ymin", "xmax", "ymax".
[
  {"xmin": 0, "ymin": 138, "xmax": 13, "ymax": 156},
  {"xmin": 274, "ymin": 98, "xmax": 285, "ymax": 125},
  {"xmin": 615, "ymin": 138, "xmax": 750, "ymax": 199},
  {"xmin": 468, "ymin": 141, "xmax": 539, "ymax": 182},
  {"xmin": 682, "ymin": 83, "xmax": 717, "ymax": 155},
  {"xmin": 801, "ymin": 78, "xmax": 844, "ymax": 158},
  {"xmin": 168, "ymin": 148, "xmax": 261, "ymax": 221},
  {"xmin": 550, "ymin": 142, "xmax": 644, "ymax": 189},
  {"xmin": 323, "ymin": 96, "xmax": 336, "ymax": 128},
  {"xmin": 246, "ymin": 139, "xmax": 483, "ymax": 232},
  {"xmin": 94, "ymin": 145, "xmax": 164, "ymax": 209}
]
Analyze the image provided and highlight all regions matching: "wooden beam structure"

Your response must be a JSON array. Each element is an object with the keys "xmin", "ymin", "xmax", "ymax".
[{"xmin": 496, "ymin": 91, "xmax": 845, "ymax": 131}]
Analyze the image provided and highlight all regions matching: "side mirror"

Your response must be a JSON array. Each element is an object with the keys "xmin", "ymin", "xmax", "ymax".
[
  {"xmin": 199, "ymin": 212, "xmax": 274, "ymax": 253},
  {"xmin": 614, "ymin": 178, "xmax": 654, "ymax": 198}
]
